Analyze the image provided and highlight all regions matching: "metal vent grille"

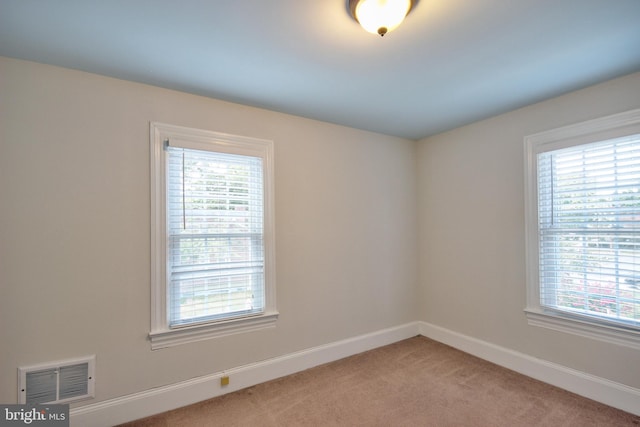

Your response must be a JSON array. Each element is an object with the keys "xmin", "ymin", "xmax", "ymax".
[{"xmin": 18, "ymin": 356, "xmax": 95, "ymax": 404}]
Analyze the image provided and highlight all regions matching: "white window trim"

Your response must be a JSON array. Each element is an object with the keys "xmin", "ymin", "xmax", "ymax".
[
  {"xmin": 524, "ymin": 108, "xmax": 640, "ymax": 350},
  {"xmin": 149, "ymin": 122, "xmax": 277, "ymax": 350}
]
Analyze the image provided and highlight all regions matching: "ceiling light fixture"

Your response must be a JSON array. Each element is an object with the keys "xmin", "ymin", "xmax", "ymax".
[{"xmin": 348, "ymin": 0, "xmax": 416, "ymax": 37}]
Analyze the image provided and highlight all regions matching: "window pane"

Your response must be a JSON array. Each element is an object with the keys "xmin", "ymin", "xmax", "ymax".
[
  {"xmin": 537, "ymin": 135, "xmax": 640, "ymax": 327},
  {"xmin": 167, "ymin": 147, "xmax": 265, "ymax": 326}
]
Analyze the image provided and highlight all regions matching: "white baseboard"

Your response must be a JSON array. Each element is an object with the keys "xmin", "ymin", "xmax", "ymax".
[
  {"xmin": 418, "ymin": 321, "xmax": 640, "ymax": 416},
  {"xmin": 70, "ymin": 322, "xmax": 420, "ymax": 427},
  {"xmin": 71, "ymin": 321, "xmax": 640, "ymax": 426}
]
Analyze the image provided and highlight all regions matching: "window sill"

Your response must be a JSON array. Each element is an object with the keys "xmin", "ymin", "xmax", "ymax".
[
  {"xmin": 525, "ymin": 309, "xmax": 640, "ymax": 350},
  {"xmin": 149, "ymin": 311, "xmax": 279, "ymax": 350}
]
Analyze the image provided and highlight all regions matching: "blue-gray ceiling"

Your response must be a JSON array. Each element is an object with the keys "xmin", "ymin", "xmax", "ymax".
[{"xmin": 1, "ymin": 0, "xmax": 640, "ymax": 140}]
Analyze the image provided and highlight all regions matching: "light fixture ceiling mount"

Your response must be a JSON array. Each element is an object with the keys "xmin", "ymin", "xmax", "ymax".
[{"xmin": 348, "ymin": 0, "xmax": 417, "ymax": 37}]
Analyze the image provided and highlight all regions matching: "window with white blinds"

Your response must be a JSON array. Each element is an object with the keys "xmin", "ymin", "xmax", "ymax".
[
  {"xmin": 150, "ymin": 123, "xmax": 277, "ymax": 349},
  {"xmin": 537, "ymin": 135, "xmax": 640, "ymax": 328},
  {"xmin": 167, "ymin": 147, "xmax": 265, "ymax": 326},
  {"xmin": 525, "ymin": 109, "xmax": 640, "ymax": 348}
]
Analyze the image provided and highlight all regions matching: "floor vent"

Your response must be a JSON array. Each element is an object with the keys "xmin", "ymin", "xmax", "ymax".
[{"xmin": 18, "ymin": 355, "xmax": 95, "ymax": 404}]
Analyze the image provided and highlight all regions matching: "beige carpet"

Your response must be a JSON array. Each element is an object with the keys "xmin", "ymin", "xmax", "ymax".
[{"xmin": 119, "ymin": 336, "xmax": 639, "ymax": 426}]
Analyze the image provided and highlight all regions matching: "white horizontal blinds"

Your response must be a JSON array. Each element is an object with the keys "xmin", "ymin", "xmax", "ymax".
[
  {"xmin": 166, "ymin": 146, "xmax": 265, "ymax": 327},
  {"xmin": 538, "ymin": 134, "xmax": 640, "ymax": 327}
]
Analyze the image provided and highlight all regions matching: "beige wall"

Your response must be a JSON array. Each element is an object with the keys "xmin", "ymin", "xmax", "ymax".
[
  {"xmin": 0, "ymin": 57, "xmax": 419, "ymax": 404},
  {"xmin": 2, "ymin": 54, "xmax": 639, "ymax": 406},
  {"xmin": 417, "ymin": 72, "xmax": 640, "ymax": 389}
]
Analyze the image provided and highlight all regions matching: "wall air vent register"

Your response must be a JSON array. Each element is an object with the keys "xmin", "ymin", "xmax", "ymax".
[{"xmin": 18, "ymin": 356, "xmax": 95, "ymax": 404}]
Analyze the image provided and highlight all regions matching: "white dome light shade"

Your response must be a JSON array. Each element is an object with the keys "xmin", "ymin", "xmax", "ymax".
[{"xmin": 352, "ymin": 0, "xmax": 413, "ymax": 36}]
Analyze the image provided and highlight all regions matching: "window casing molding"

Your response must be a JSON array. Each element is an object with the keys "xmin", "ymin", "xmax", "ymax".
[
  {"xmin": 524, "ymin": 108, "xmax": 640, "ymax": 350},
  {"xmin": 149, "ymin": 122, "xmax": 277, "ymax": 350}
]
